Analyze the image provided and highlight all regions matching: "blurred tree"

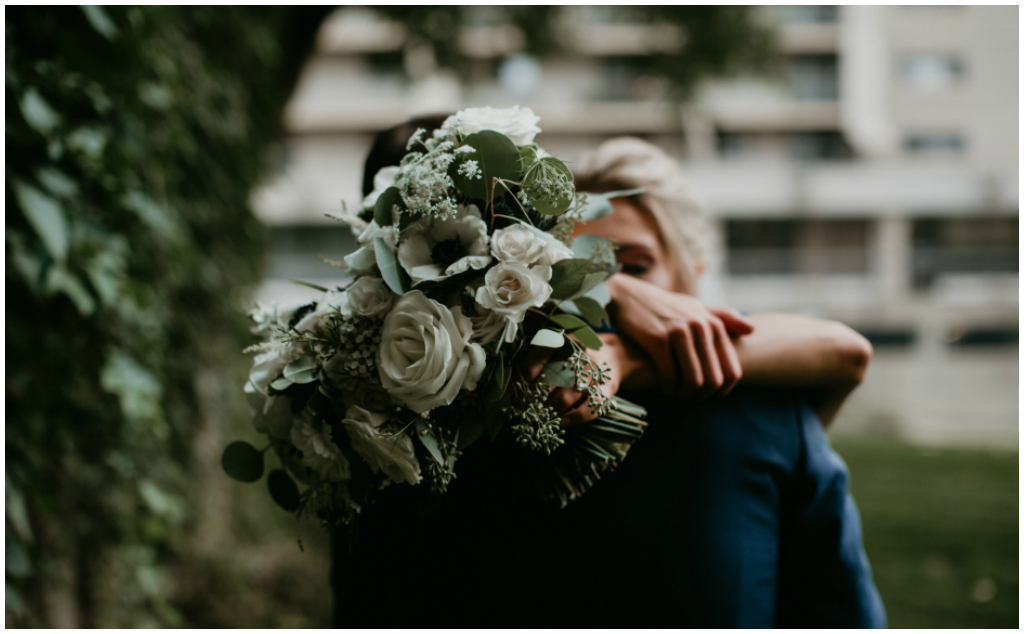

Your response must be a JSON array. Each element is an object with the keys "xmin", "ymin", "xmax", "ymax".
[
  {"xmin": 369, "ymin": 5, "xmax": 777, "ymax": 98},
  {"xmin": 5, "ymin": 6, "xmax": 330, "ymax": 627}
]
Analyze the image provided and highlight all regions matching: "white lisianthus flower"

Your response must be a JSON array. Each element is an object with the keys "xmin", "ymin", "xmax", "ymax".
[
  {"xmin": 244, "ymin": 344, "xmax": 304, "ymax": 440},
  {"xmin": 397, "ymin": 204, "xmax": 491, "ymax": 286},
  {"xmin": 294, "ymin": 289, "xmax": 347, "ymax": 332},
  {"xmin": 490, "ymin": 224, "xmax": 547, "ymax": 265},
  {"xmin": 290, "ymin": 412, "xmax": 351, "ymax": 482},
  {"xmin": 442, "ymin": 105, "xmax": 542, "ymax": 146},
  {"xmin": 377, "ymin": 290, "xmax": 486, "ymax": 413},
  {"xmin": 345, "ymin": 276, "xmax": 393, "ymax": 318},
  {"xmin": 475, "ymin": 262, "xmax": 553, "ymax": 324},
  {"xmin": 360, "ymin": 165, "xmax": 400, "ymax": 211},
  {"xmin": 342, "ymin": 406, "xmax": 421, "ymax": 485}
]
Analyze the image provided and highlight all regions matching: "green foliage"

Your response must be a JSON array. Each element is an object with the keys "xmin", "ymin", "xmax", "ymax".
[
  {"xmin": 368, "ymin": 6, "xmax": 777, "ymax": 99},
  {"xmin": 222, "ymin": 442, "xmax": 266, "ymax": 483},
  {"xmin": 5, "ymin": 5, "xmax": 330, "ymax": 627}
]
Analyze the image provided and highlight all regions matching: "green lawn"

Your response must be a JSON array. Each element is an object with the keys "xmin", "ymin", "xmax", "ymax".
[{"xmin": 832, "ymin": 437, "xmax": 1019, "ymax": 629}]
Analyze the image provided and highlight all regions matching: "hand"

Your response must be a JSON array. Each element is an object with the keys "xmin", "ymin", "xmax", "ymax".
[{"xmin": 605, "ymin": 274, "xmax": 754, "ymax": 400}]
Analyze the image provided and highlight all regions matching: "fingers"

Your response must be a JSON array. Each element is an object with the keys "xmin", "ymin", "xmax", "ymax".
[
  {"xmin": 669, "ymin": 327, "xmax": 703, "ymax": 400},
  {"xmin": 711, "ymin": 318, "xmax": 743, "ymax": 397},
  {"xmin": 689, "ymin": 320, "xmax": 725, "ymax": 401},
  {"xmin": 710, "ymin": 307, "xmax": 755, "ymax": 336}
]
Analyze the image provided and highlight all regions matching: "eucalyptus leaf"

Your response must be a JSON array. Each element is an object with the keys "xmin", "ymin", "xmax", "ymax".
[
  {"xmin": 583, "ymin": 279, "xmax": 612, "ymax": 308},
  {"xmin": 221, "ymin": 441, "xmax": 264, "ymax": 483},
  {"xmin": 374, "ymin": 237, "xmax": 407, "ymax": 294},
  {"xmin": 573, "ymin": 296, "xmax": 610, "ymax": 329},
  {"xmin": 531, "ymin": 328, "xmax": 565, "ymax": 348},
  {"xmin": 269, "ymin": 376, "xmax": 292, "ymax": 392},
  {"xmin": 451, "ymin": 130, "xmax": 521, "ymax": 202},
  {"xmin": 267, "ymin": 469, "xmax": 301, "ymax": 512},
  {"xmin": 549, "ymin": 258, "xmax": 590, "ymax": 300},
  {"xmin": 13, "ymin": 181, "xmax": 68, "ymax": 261},
  {"xmin": 414, "ymin": 420, "xmax": 445, "ymax": 465},
  {"xmin": 549, "ymin": 314, "xmax": 588, "ymax": 331},
  {"xmin": 522, "ymin": 157, "xmax": 574, "ymax": 216},
  {"xmin": 283, "ymin": 357, "xmax": 317, "ymax": 384},
  {"xmin": 570, "ymin": 233, "xmax": 604, "ymax": 260},
  {"xmin": 569, "ymin": 271, "xmax": 609, "ymax": 301},
  {"xmin": 571, "ymin": 324, "xmax": 603, "ymax": 350},
  {"xmin": 540, "ymin": 361, "xmax": 576, "ymax": 389},
  {"xmin": 373, "ymin": 186, "xmax": 402, "ymax": 227}
]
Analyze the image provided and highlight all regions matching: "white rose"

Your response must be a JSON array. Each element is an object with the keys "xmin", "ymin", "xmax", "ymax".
[
  {"xmin": 490, "ymin": 224, "xmax": 546, "ymax": 265},
  {"xmin": 442, "ymin": 105, "xmax": 542, "ymax": 146},
  {"xmin": 360, "ymin": 165, "xmax": 400, "ymax": 211},
  {"xmin": 475, "ymin": 261, "xmax": 553, "ymax": 323},
  {"xmin": 343, "ymin": 406, "xmax": 421, "ymax": 485},
  {"xmin": 377, "ymin": 290, "xmax": 487, "ymax": 413},
  {"xmin": 346, "ymin": 276, "xmax": 393, "ymax": 318},
  {"xmin": 470, "ymin": 305, "xmax": 516, "ymax": 344},
  {"xmin": 397, "ymin": 204, "xmax": 491, "ymax": 286},
  {"xmin": 290, "ymin": 412, "xmax": 351, "ymax": 482},
  {"xmin": 536, "ymin": 241, "xmax": 573, "ymax": 266}
]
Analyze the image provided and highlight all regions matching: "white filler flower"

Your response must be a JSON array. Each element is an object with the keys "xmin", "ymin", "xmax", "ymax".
[
  {"xmin": 377, "ymin": 290, "xmax": 486, "ymax": 413},
  {"xmin": 397, "ymin": 204, "xmax": 491, "ymax": 286},
  {"xmin": 343, "ymin": 406, "xmax": 421, "ymax": 485},
  {"xmin": 475, "ymin": 261, "xmax": 553, "ymax": 323},
  {"xmin": 345, "ymin": 276, "xmax": 393, "ymax": 318},
  {"xmin": 442, "ymin": 105, "xmax": 542, "ymax": 146},
  {"xmin": 290, "ymin": 411, "xmax": 351, "ymax": 482}
]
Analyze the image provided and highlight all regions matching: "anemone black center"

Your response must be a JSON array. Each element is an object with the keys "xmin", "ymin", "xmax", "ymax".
[{"xmin": 431, "ymin": 238, "xmax": 467, "ymax": 269}]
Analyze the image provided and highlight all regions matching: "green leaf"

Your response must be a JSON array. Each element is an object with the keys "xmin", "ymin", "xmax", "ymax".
[
  {"xmin": 457, "ymin": 417, "xmax": 486, "ymax": 451},
  {"xmin": 451, "ymin": 130, "xmax": 522, "ymax": 202},
  {"xmin": 19, "ymin": 88, "xmax": 60, "ymax": 135},
  {"xmin": 569, "ymin": 272, "xmax": 609, "ymax": 301},
  {"xmin": 540, "ymin": 361, "xmax": 576, "ymax": 389},
  {"xmin": 487, "ymin": 394, "xmax": 510, "ymax": 442},
  {"xmin": 576, "ymin": 188, "xmax": 645, "ymax": 222},
  {"xmin": 571, "ymin": 324, "xmax": 603, "ymax": 350},
  {"xmin": 549, "ymin": 258, "xmax": 590, "ymax": 300},
  {"xmin": 531, "ymin": 328, "xmax": 565, "ymax": 348},
  {"xmin": 573, "ymin": 296, "xmax": 610, "ymax": 328},
  {"xmin": 570, "ymin": 233, "xmax": 604, "ymax": 260},
  {"xmin": 283, "ymin": 356, "xmax": 317, "ymax": 384},
  {"xmin": 36, "ymin": 168, "xmax": 78, "ymax": 198},
  {"xmin": 221, "ymin": 441, "xmax": 265, "ymax": 483},
  {"xmin": 375, "ymin": 237, "xmax": 408, "ymax": 295},
  {"xmin": 6, "ymin": 582, "xmax": 25, "ymax": 615},
  {"xmin": 582, "ymin": 278, "xmax": 612, "ymax": 308},
  {"xmin": 81, "ymin": 5, "xmax": 118, "ymax": 39},
  {"xmin": 482, "ymin": 353, "xmax": 509, "ymax": 402},
  {"xmin": 13, "ymin": 181, "xmax": 68, "ymax": 261},
  {"xmin": 373, "ymin": 186, "xmax": 402, "ymax": 227},
  {"xmin": 267, "ymin": 469, "xmax": 301, "ymax": 512},
  {"xmin": 523, "ymin": 157, "xmax": 574, "ymax": 215},
  {"xmin": 45, "ymin": 266, "xmax": 96, "ymax": 316},
  {"xmin": 269, "ymin": 377, "xmax": 292, "ymax": 392},
  {"xmin": 414, "ymin": 420, "xmax": 445, "ymax": 465},
  {"xmin": 549, "ymin": 313, "xmax": 588, "ymax": 331},
  {"xmin": 5, "ymin": 536, "xmax": 32, "ymax": 579}
]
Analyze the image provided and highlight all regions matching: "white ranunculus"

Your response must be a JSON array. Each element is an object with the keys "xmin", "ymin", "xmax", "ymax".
[
  {"xmin": 475, "ymin": 261, "xmax": 553, "ymax": 323},
  {"xmin": 342, "ymin": 406, "xmax": 421, "ymax": 485},
  {"xmin": 360, "ymin": 165, "xmax": 400, "ymax": 211},
  {"xmin": 397, "ymin": 204, "xmax": 491, "ymax": 286},
  {"xmin": 377, "ymin": 290, "xmax": 486, "ymax": 413},
  {"xmin": 490, "ymin": 224, "xmax": 547, "ymax": 265},
  {"xmin": 290, "ymin": 412, "xmax": 351, "ymax": 482},
  {"xmin": 345, "ymin": 276, "xmax": 393, "ymax": 318},
  {"xmin": 442, "ymin": 105, "xmax": 542, "ymax": 146}
]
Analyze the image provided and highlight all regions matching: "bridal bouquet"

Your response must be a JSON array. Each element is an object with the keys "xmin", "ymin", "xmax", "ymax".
[{"xmin": 223, "ymin": 106, "xmax": 646, "ymax": 525}]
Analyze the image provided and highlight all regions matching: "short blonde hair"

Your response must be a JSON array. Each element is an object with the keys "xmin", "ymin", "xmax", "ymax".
[{"xmin": 572, "ymin": 137, "xmax": 707, "ymax": 294}]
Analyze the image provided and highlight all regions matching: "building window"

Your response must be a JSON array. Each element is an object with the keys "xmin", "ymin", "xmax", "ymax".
[
  {"xmin": 725, "ymin": 218, "xmax": 871, "ymax": 275},
  {"xmin": 268, "ymin": 226, "xmax": 358, "ymax": 281},
  {"xmin": 717, "ymin": 131, "xmax": 851, "ymax": 162},
  {"xmin": 901, "ymin": 54, "xmax": 964, "ymax": 91},
  {"xmin": 904, "ymin": 133, "xmax": 965, "ymax": 158},
  {"xmin": 912, "ymin": 217, "xmax": 1019, "ymax": 288},
  {"xmin": 782, "ymin": 5, "xmax": 839, "ymax": 23},
  {"xmin": 787, "ymin": 54, "xmax": 839, "ymax": 100}
]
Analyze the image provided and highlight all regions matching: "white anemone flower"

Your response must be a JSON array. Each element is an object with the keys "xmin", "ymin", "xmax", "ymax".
[{"xmin": 397, "ymin": 204, "xmax": 491, "ymax": 286}]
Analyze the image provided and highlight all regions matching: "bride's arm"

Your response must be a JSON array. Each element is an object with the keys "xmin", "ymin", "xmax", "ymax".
[{"xmin": 560, "ymin": 315, "xmax": 871, "ymax": 428}]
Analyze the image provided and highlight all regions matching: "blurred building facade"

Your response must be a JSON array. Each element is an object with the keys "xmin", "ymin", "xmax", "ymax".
[{"xmin": 253, "ymin": 6, "xmax": 1018, "ymax": 446}]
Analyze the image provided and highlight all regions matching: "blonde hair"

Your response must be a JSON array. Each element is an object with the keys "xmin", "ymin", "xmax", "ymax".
[{"xmin": 572, "ymin": 137, "xmax": 707, "ymax": 294}]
